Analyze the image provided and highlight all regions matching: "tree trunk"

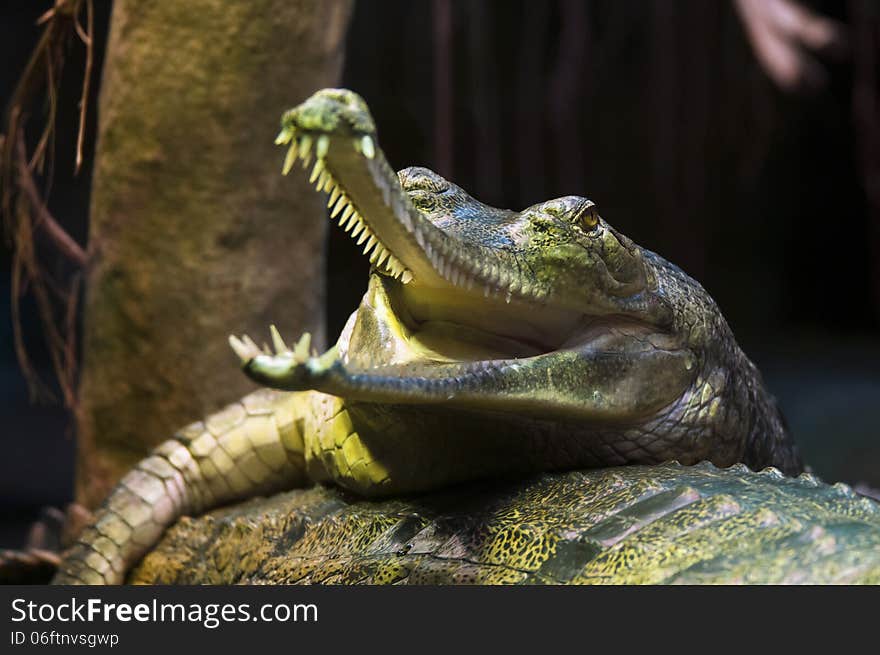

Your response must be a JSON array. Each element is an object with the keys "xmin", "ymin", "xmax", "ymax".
[{"xmin": 76, "ymin": 0, "xmax": 353, "ymax": 508}]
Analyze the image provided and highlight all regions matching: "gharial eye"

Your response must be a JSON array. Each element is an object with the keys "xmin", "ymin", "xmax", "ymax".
[{"xmin": 574, "ymin": 202, "xmax": 599, "ymax": 231}]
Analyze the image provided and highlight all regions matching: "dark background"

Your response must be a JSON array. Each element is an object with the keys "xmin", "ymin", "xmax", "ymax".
[{"xmin": 2, "ymin": 0, "xmax": 879, "ymax": 547}]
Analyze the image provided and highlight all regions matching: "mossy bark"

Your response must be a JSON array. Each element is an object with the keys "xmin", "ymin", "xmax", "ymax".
[{"xmin": 76, "ymin": 0, "xmax": 353, "ymax": 508}]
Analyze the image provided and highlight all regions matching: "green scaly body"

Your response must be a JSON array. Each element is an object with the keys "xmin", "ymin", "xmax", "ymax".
[
  {"xmin": 52, "ymin": 89, "xmax": 877, "ymax": 585},
  {"xmin": 130, "ymin": 461, "xmax": 880, "ymax": 585}
]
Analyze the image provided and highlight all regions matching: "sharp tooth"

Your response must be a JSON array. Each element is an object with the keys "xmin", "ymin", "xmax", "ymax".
[
  {"xmin": 444, "ymin": 260, "xmax": 453, "ymax": 279},
  {"xmin": 328, "ymin": 187, "xmax": 341, "ymax": 208},
  {"xmin": 275, "ymin": 127, "xmax": 294, "ymax": 145},
  {"xmin": 356, "ymin": 229, "xmax": 370, "ymax": 246},
  {"xmin": 242, "ymin": 334, "xmax": 261, "ymax": 354},
  {"xmin": 350, "ymin": 221, "xmax": 364, "ymax": 237},
  {"xmin": 361, "ymin": 135, "xmax": 375, "ymax": 159},
  {"xmin": 316, "ymin": 135, "xmax": 330, "ymax": 159},
  {"xmin": 228, "ymin": 335, "xmax": 252, "ymax": 362},
  {"xmin": 376, "ymin": 250, "xmax": 389, "ymax": 268},
  {"xmin": 300, "ymin": 135, "xmax": 313, "ymax": 160},
  {"xmin": 269, "ymin": 325, "xmax": 288, "ymax": 353},
  {"xmin": 340, "ymin": 204, "xmax": 355, "ymax": 223},
  {"xmin": 330, "ymin": 195, "xmax": 347, "ymax": 217},
  {"xmin": 293, "ymin": 332, "xmax": 312, "ymax": 363},
  {"xmin": 282, "ymin": 141, "xmax": 298, "ymax": 175},
  {"xmin": 363, "ymin": 235, "xmax": 378, "ymax": 255},
  {"xmin": 450, "ymin": 267, "xmax": 461, "ymax": 286},
  {"xmin": 320, "ymin": 170, "xmax": 334, "ymax": 192},
  {"xmin": 301, "ymin": 152, "xmax": 312, "ymax": 170},
  {"xmin": 401, "ymin": 270, "xmax": 413, "ymax": 284},
  {"xmin": 309, "ymin": 158, "xmax": 324, "ymax": 183},
  {"xmin": 369, "ymin": 248, "xmax": 381, "ymax": 264}
]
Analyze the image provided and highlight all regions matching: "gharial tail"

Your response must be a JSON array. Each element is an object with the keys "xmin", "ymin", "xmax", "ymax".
[{"xmin": 52, "ymin": 389, "xmax": 311, "ymax": 584}]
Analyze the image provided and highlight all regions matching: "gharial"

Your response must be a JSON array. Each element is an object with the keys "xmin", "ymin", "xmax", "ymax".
[{"xmin": 51, "ymin": 89, "xmax": 880, "ymax": 585}]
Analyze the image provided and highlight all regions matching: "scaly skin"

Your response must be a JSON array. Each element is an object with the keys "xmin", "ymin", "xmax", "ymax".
[
  {"xmin": 129, "ymin": 463, "xmax": 880, "ymax": 585},
  {"xmin": 53, "ymin": 89, "xmax": 813, "ymax": 585}
]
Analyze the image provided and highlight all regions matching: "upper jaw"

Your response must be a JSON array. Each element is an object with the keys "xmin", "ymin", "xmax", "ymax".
[
  {"xmin": 277, "ymin": 90, "xmax": 668, "ymax": 332},
  {"xmin": 277, "ymin": 93, "xmax": 559, "ymax": 305}
]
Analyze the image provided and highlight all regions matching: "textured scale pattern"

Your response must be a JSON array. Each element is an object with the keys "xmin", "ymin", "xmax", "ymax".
[
  {"xmin": 53, "ymin": 388, "xmax": 402, "ymax": 584},
  {"xmin": 47, "ymin": 88, "xmax": 825, "ymax": 585},
  {"xmin": 129, "ymin": 462, "xmax": 880, "ymax": 585},
  {"xmin": 54, "ymin": 390, "xmax": 307, "ymax": 584}
]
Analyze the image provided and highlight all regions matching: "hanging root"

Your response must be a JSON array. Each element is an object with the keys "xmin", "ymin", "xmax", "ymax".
[{"xmin": 0, "ymin": 0, "xmax": 94, "ymax": 408}]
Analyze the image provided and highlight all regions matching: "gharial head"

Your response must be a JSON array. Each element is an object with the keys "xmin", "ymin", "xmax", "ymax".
[
  {"xmin": 235, "ymin": 89, "xmax": 710, "ymax": 424},
  {"xmin": 391, "ymin": 167, "xmax": 673, "ymax": 341},
  {"xmin": 276, "ymin": 89, "xmax": 673, "ymax": 342}
]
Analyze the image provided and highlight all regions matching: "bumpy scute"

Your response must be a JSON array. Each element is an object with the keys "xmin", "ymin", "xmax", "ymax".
[{"xmin": 130, "ymin": 463, "xmax": 880, "ymax": 585}]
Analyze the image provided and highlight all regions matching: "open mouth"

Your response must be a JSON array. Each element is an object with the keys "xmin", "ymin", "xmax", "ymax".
[
  {"xmin": 274, "ymin": 119, "xmax": 666, "ymax": 370},
  {"xmin": 275, "ymin": 123, "xmax": 592, "ymax": 361},
  {"xmin": 229, "ymin": 90, "xmax": 693, "ymax": 420}
]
